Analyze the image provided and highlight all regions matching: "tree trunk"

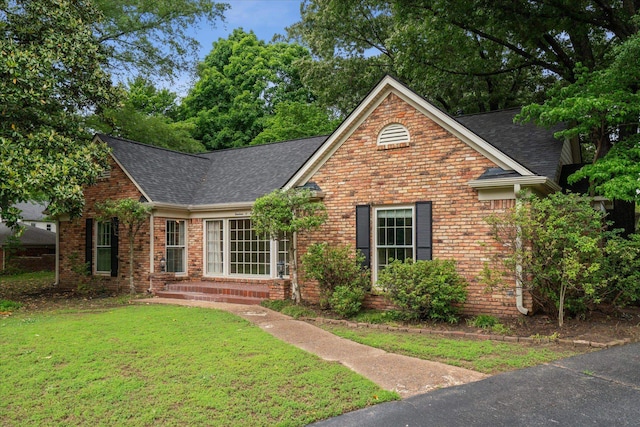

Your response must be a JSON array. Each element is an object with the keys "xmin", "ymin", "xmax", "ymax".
[{"xmin": 288, "ymin": 238, "xmax": 301, "ymax": 304}]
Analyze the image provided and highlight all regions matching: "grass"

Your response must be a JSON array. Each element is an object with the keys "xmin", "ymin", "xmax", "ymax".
[
  {"xmin": 319, "ymin": 325, "xmax": 585, "ymax": 374},
  {"xmin": 0, "ymin": 305, "xmax": 397, "ymax": 426}
]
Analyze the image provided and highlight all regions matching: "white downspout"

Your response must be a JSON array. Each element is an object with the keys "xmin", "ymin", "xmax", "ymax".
[
  {"xmin": 514, "ymin": 184, "xmax": 529, "ymax": 315},
  {"xmin": 148, "ymin": 211, "xmax": 155, "ymax": 293},
  {"xmin": 55, "ymin": 219, "xmax": 60, "ymax": 286}
]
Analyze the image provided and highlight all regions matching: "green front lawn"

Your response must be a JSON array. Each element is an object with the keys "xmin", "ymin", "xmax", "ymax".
[
  {"xmin": 0, "ymin": 305, "xmax": 397, "ymax": 426},
  {"xmin": 320, "ymin": 325, "xmax": 584, "ymax": 374}
]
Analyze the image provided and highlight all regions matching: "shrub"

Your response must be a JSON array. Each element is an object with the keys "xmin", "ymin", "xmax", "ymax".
[
  {"xmin": 329, "ymin": 285, "xmax": 366, "ymax": 318},
  {"xmin": 601, "ymin": 233, "xmax": 640, "ymax": 307},
  {"xmin": 378, "ymin": 258, "xmax": 467, "ymax": 323},
  {"xmin": 302, "ymin": 243, "xmax": 370, "ymax": 308},
  {"xmin": 484, "ymin": 192, "xmax": 609, "ymax": 326}
]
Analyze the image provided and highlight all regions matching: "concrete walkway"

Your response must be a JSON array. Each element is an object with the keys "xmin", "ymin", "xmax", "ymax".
[{"xmin": 137, "ymin": 297, "xmax": 487, "ymax": 398}]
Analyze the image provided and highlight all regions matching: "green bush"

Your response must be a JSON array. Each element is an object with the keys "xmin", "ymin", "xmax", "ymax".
[
  {"xmin": 378, "ymin": 259, "xmax": 467, "ymax": 323},
  {"xmin": 302, "ymin": 243, "xmax": 370, "ymax": 308},
  {"xmin": 329, "ymin": 285, "xmax": 366, "ymax": 318},
  {"xmin": 485, "ymin": 192, "xmax": 611, "ymax": 326},
  {"xmin": 602, "ymin": 233, "xmax": 640, "ymax": 307}
]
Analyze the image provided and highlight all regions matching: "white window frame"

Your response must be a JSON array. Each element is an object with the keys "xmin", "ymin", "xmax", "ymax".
[
  {"xmin": 95, "ymin": 220, "xmax": 111, "ymax": 274},
  {"xmin": 166, "ymin": 219, "xmax": 186, "ymax": 274},
  {"xmin": 205, "ymin": 220, "xmax": 224, "ymax": 276},
  {"xmin": 202, "ymin": 217, "xmax": 289, "ymax": 278},
  {"xmin": 373, "ymin": 206, "xmax": 415, "ymax": 282}
]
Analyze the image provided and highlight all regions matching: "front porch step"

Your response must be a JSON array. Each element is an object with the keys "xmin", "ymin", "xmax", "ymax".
[{"xmin": 155, "ymin": 281, "xmax": 269, "ymax": 305}]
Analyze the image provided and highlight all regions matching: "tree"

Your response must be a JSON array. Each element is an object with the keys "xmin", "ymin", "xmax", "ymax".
[
  {"xmin": 86, "ymin": 78, "xmax": 207, "ymax": 153},
  {"xmin": 287, "ymin": 0, "xmax": 551, "ymax": 116},
  {"xmin": 250, "ymin": 101, "xmax": 340, "ymax": 145},
  {"xmin": 251, "ymin": 189, "xmax": 327, "ymax": 303},
  {"xmin": 96, "ymin": 198, "xmax": 151, "ymax": 295},
  {"xmin": 0, "ymin": 0, "xmax": 115, "ymax": 229},
  {"xmin": 485, "ymin": 192, "xmax": 608, "ymax": 327},
  {"xmin": 93, "ymin": 0, "xmax": 228, "ymax": 82},
  {"xmin": 519, "ymin": 25, "xmax": 640, "ymax": 222},
  {"xmin": 180, "ymin": 29, "xmax": 323, "ymax": 150}
]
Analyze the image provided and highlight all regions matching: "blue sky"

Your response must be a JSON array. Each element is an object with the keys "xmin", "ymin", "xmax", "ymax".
[{"xmin": 199, "ymin": 0, "xmax": 302, "ymax": 51}]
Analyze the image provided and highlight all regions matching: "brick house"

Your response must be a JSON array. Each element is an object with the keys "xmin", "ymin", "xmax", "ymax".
[{"xmin": 56, "ymin": 76, "xmax": 580, "ymax": 316}]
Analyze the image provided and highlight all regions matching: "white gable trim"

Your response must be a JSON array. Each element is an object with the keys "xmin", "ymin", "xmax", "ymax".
[
  {"xmin": 285, "ymin": 75, "xmax": 535, "ymax": 189},
  {"xmin": 93, "ymin": 135, "xmax": 153, "ymax": 203}
]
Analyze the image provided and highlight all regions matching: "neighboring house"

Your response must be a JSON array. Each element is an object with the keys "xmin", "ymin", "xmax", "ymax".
[
  {"xmin": 1, "ymin": 201, "xmax": 57, "ymax": 232},
  {"xmin": 57, "ymin": 76, "xmax": 581, "ymax": 316},
  {"xmin": 0, "ymin": 223, "xmax": 56, "ymax": 271}
]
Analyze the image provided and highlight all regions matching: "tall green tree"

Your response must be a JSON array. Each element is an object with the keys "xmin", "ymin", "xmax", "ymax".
[
  {"xmin": 251, "ymin": 101, "xmax": 339, "ymax": 145},
  {"xmin": 87, "ymin": 78, "xmax": 206, "ymax": 153},
  {"xmin": 0, "ymin": 0, "xmax": 115, "ymax": 228},
  {"xmin": 519, "ymin": 26, "xmax": 640, "ymax": 233},
  {"xmin": 180, "ymin": 29, "xmax": 325, "ymax": 150},
  {"xmin": 287, "ymin": 0, "xmax": 551, "ymax": 116},
  {"xmin": 93, "ymin": 0, "xmax": 228, "ymax": 81}
]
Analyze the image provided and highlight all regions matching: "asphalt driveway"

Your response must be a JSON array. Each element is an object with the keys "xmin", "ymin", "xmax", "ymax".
[{"xmin": 310, "ymin": 342, "xmax": 640, "ymax": 426}]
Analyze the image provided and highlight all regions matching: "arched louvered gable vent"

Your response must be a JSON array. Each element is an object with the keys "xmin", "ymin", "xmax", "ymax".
[{"xmin": 377, "ymin": 123, "xmax": 410, "ymax": 145}]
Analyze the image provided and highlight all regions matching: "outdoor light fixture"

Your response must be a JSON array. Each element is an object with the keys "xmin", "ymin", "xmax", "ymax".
[
  {"xmin": 160, "ymin": 256, "xmax": 166, "ymax": 272},
  {"xmin": 277, "ymin": 261, "xmax": 285, "ymax": 279}
]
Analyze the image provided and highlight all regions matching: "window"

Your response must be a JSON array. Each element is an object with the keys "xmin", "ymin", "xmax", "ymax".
[
  {"xmin": 229, "ymin": 219, "xmax": 270, "ymax": 275},
  {"xmin": 277, "ymin": 233, "xmax": 290, "ymax": 276},
  {"xmin": 377, "ymin": 123, "xmax": 410, "ymax": 146},
  {"xmin": 166, "ymin": 220, "xmax": 186, "ymax": 273},
  {"xmin": 376, "ymin": 207, "xmax": 414, "ymax": 272},
  {"xmin": 46, "ymin": 224, "xmax": 52, "ymax": 231},
  {"xmin": 206, "ymin": 220, "xmax": 223, "ymax": 275},
  {"xmin": 96, "ymin": 221, "xmax": 112, "ymax": 273}
]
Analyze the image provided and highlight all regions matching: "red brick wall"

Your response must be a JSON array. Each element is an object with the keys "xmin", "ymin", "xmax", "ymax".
[
  {"xmin": 58, "ymin": 157, "xmax": 151, "ymax": 293},
  {"xmin": 298, "ymin": 93, "xmax": 527, "ymax": 316}
]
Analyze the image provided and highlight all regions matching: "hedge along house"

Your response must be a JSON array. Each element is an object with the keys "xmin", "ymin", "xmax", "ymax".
[{"xmin": 56, "ymin": 76, "xmax": 580, "ymax": 315}]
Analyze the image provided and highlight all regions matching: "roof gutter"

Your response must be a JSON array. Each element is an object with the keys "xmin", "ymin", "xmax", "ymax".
[
  {"xmin": 468, "ymin": 176, "xmax": 561, "ymax": 193},
  {"xmin": 147, "ymin": 201, "xmax": 255, "ymax": 214}
]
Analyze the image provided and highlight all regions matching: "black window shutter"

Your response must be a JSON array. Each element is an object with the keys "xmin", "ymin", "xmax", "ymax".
[
  {"xmin": 355, "ymin": 205, "xmax": 371, "ymax": 269},
  {"xmin": 85, "ymin": 218, "xmax": 93, "ymax": 275},
  {"xmin": 110, "ymin": 217, "xmax": 119, "ymax": 277},
  {"xmin": 415, "ymin": 202, "xmax": 432, "ymax": 261}
]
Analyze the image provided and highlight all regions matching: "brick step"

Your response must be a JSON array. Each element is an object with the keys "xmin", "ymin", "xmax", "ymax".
[
  {"xmin": 164, "ymin": 282, "xmax": 270, "ymax": 299},
  {"xmin": 155, "ymin": 290, "xmax": 265, "ymax": 305}
]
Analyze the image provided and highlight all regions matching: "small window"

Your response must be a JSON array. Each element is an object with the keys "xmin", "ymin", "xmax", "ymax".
[
  {"xmin": 166, "ymin": 220, "xmax": 186, "ymax": 273},
  {"xmin": 46, "ymin": 224, "xmax": 52, "ymax": 231},
  {"xmin": 377, "ymin": 123, "xmax": 410, "ymax": 145},
  {"xmin": 96, "ymin": 221, "xmax": 111, "ymax": 273}
]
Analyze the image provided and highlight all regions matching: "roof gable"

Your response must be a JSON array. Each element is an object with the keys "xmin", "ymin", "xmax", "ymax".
[{"xmin": 286, "ymin": 75, "xmax": 562, "ymax": 188}]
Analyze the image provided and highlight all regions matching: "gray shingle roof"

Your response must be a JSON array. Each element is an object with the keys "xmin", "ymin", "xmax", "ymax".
[
  {"xmin": 99, "ymin": 134, "xmax": 327, "ymax": 206},
  {"xmin": 0, "ymin": 224, "xmax": 55, "ymax": 246},
  {"xmin": 196, "ymin": 136, "xmax": 328, "ymax": 204},
  {"xmin": 13, "ymin": 202, "xmax": 48, "ymax": 221},
  {"xmin": 100, "ymin": 134, "xmax": 211, "ymax": 205},
  {"xmin": 455, "ymin": 108, "xmax": 564, "ymax": 180}
]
